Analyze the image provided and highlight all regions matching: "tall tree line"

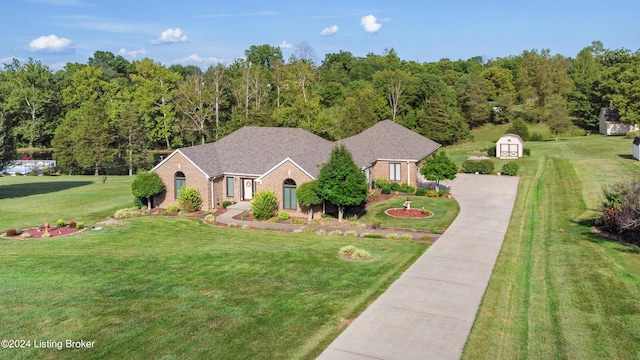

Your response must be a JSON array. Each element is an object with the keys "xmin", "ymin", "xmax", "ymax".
[{"xmin": 1, "ymin": 41, "xmax": 638, "ymax": 174}]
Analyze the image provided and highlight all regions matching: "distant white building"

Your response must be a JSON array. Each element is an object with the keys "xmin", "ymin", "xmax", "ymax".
[
  {"xmin": 496, "ymin": 133, "xmax": 524, "ymax": 159},
  {"xmin": 599, "ymin": 108, "xmax": 639, "ymax": 135}
]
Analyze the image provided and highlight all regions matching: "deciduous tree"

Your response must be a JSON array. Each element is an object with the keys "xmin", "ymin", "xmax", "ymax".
[{"xmin": 420, "ymin": 151, "xmax": 457, "ymax": 192}]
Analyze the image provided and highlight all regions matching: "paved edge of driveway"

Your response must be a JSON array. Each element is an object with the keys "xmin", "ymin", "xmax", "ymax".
[{"xmin": 316, "ymin": 173, "xmax": 520, "ymax": 360}]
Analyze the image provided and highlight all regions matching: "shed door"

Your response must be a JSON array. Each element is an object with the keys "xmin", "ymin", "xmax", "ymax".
[{"xmin": 500, "ymin": 144, "xmax": 519, "ymax": 158}]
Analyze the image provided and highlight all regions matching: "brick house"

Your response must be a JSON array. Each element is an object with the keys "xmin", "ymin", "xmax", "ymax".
[{"xmin": 152, "ymin": 120, "xmax": 440, "ymax": 218}]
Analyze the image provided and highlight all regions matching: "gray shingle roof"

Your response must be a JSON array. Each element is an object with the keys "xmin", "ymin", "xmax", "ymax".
[
  {"xmin": 179, "ymin": 126, "xmax": 333, "ymax": 177},
  {"xmin": 337, "ymin": 120, "xmax": 441, "ymax": 167},
  {"xmin": 170, "ymin": 120, "xmax": 440, "ymax": 178}
]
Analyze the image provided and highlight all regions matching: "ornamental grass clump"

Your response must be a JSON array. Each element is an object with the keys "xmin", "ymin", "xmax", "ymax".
[
  {"xmin": 177, "ymin": 187, "xmax": 202, "ymax": 213},
  {"xmin": 251, "ymin": 191, "xmax": 279, "ymax": 221},
  {"xmin": 339, "ymin": 245, "xmax": 372, "ymax": 260}
]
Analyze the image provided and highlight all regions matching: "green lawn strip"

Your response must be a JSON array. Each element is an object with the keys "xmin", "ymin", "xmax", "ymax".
[
  {"xmin": 359, "ymin": 195, "xmax": 459, "ymax": 232},
  {"xmin": 0, "ymin": 175, "xmax": 134, "ymax": 230},
  {"xmin": 462, "ymin": 135, "xmax": 640, "ymax": 359},
  {"xmin": 0, "ymin": 216, "xmax": 428, "ymax": 359}
]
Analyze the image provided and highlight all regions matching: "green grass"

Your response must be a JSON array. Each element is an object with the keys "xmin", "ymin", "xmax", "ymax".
[
  {"xmin": 359, "ymin": 196, "xmax": 459, "ymax": 232},
  {"xmin": 462, "ymin": 134, "xmax": 640, "ymax": 359},
  {"xmin": 0, "ymin": 176, "xmax": 429, "ymax": 359},
  {"xmin": 0, "ymin": 175, "xmax": 134, "ymax": 230}
]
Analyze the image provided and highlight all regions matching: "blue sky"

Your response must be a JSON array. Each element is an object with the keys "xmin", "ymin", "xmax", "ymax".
[{"xmin": 3, "ymin": 0, "xmax": 640, "ymax": 70}]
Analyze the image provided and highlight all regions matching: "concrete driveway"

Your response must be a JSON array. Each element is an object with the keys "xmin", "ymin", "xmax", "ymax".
[{"xmin": 317, "ymin": 173, "xmax": 520, "ymax": 360}]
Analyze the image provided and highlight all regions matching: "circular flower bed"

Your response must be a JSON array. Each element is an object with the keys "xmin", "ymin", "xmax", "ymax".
[{"xmin": 384, "ymin": 208, "xmax": 434, "ymax": 219}]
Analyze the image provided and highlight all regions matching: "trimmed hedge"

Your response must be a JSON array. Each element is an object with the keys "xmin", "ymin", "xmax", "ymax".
[
  {"xmin": 461, "ymin": 159, "xmax": 494, "ymax": 174},
  {"xmin": 501, "ymin": 162, "xmax": 519, "ymax": 176}
]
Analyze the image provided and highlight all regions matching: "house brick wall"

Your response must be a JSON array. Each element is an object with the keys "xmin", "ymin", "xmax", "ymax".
[
  {"xmin": 257, "ymin": 160, "xmax": 319, "ymax": 218},
  {"xmin": 369, "ymin": 160, "xmax": 419, "ymax": 187},
  {"xmin": 153, "ymin": 152, "xmax": 213, "ymax": 210}
]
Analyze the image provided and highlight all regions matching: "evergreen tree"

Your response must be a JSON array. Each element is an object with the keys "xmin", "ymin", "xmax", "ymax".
[{"xmin": 316, "ymin": 145, "xmax": 368, "ymax": 221}]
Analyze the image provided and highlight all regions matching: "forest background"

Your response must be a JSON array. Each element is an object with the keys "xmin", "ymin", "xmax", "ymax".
[{"xmin": 0, "ymin": 40, "xmax": 638, "ymax": 175}]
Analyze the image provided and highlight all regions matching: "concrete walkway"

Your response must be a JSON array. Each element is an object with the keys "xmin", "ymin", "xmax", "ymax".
[{"xmin": 317, "ymin": 174, "xmax": 520, "ymax": 360}]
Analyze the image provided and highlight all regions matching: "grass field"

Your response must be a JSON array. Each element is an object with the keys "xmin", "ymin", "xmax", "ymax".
[
  {"xmin": 359, "ymin": 195, "xmax": 459, "ymax": 232},
  {"xmin": 460, "ymin": 132, "xmax": 640, "ymax": 359},
  {"xmin": 0, "ymin": 175, "xmax": 429, "ymax": 359}
]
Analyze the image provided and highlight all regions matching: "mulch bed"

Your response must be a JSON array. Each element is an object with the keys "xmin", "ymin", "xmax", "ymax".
[
  {"xmin": 384, "ymin": 208, "xmax": 433, "ymax": 219},
  {"xmin": 3, "ymin": 226, "xmax": 85, "ymax": 239}
]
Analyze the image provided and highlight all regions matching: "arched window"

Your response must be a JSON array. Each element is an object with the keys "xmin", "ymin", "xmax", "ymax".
[
  {"xmin": 174, "ymin": 171, "xmax": 186, "ymax": 199},
  {"xmin": 283, "ymin": 179, "xmax": 297, "ymax": 210}
]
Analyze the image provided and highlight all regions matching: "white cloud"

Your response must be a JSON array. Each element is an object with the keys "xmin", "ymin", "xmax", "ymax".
[
  {"xmin": 152, "ymin": 28, "xmax": 188, "ymax": 44},
  {"xmin": 360, "ymin": 15, "xmax": 381, "ymax": 33},
  {"xmin": 119, "ymin": 48, "xmax": 148, "ymax": 59},
  {"xmin": 29, "ymin": 34, "xmax": 73, "ymax": 53},
  {"xmin": 177, "ymin": 54, "xmax": 224, "ymax": 65},
  {"xmin": 320, "ymin": 25, "xmax": 339, "ymax": 36},
  {"xmin": 279, "ymin": 41, "xmax": 293, "ymax": 49}
]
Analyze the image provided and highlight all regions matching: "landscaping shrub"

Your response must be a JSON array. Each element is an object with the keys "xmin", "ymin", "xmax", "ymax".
[
  {"xmin": 461, "ymin": 159, "xmax": 494, "ymax": 174},
  {"xmin": 401, "ymin": 234, "xmax": 413, "ymax": 240},
  {"xmin": 380, "ymin": 187, "xmax": 391, "ymax": 195},
  {"xmin": 21, "ymin": 232, "xmax": 32, "ymax": 238},
  {"xmin": 361, "ymin": 233, "xmax": 384, "ymax": 238},
  {"xmin": 390, "ymin": 182, "xmax": 401, "ymax": 191},
  {"xmin": 177, "ymin": 187, "xmax": 202, "ymax": 213},
  {"xmin": 115, "ymin": 207, "xmax": 146, "ymax": 219},
  {"xmin": 339, "ymin": 245, "xmax": 358, "ymax": 257},
  {"xmin": 386, "ymin": 233, "xmax": 400, "ymax": 240},
  {"xmin": 596, "ymin": 180, "xmax": 640, "ymax": 244},
  {"xmin": 437, "ymin": 189, "xmax": 450, "ymax": 197},
  {"xmin": 375, "ymin": 179, "xmax": 391, "ymax": 189},
  {"xmin": 68, "ymin": 221, "xmax": 77, "ymax": 228},
  {"xmin": 204, "ymin": 214, "xmax": 216, "ymax": 224},
  {"xmin": 329, "ymin": 230, "xmax": 343, "ymax": 236},
  {"xmin": 399, "ymin": 183, "xmax": 415, "ymax": 194},
  {"xmin": 523, "ymin": 148, "xmax": 531, "ymax": 156},
  {"xmin": 278, "ymin": 212, "xmax": 290, "ymax": 221},
  {"xmin": 351, "ymin": 248, "xmax": 372, "ymax": 260},
  {"xmin": 167, "ymin": 204, "xmax": 179, "ymax": 213},
  {"xmin": 415, "ymin": 188, "xmax": 426, "ymax": 196},
  {"xmin": 5, "ymin": 228, "xmax": 18, "ymax": 236},
  {"xmin": 42, "ymin": 167, "xmax": 53, "ymax": 176},
  {"xmin": 55, "ymin": 219, "xmax": 66, "ymax": 227},
  {"xmin": 422, "ymin": 234, "xmax": 432, "ymax": 241},
  {"xmin": 76, "ymin": 222, "xmax": 85, "ymax": 229},
  {"xmin": 222, "ymin": 200, "xmax": 233, "ymax": 209},
  {"xmin": 344, "ymin": 230, "xmax": 358, "ymax": 237},
  {"xmin": 487, "ymin": 145, "xmax": 497, "ymax": 157},
  {"xmin": 251, "ymin": 190, "xmax": 279, "ymax": 221},
  {"xmin": 425, "ymin": 190, "xmax": 439, "ymax": 197},
  {"xmin": 30, "ymin": 168, "xmax": 38, "ymax": 176},
  {"xmin": 501, "ymin": 162, "xmax": 519, "ymax": 176}
]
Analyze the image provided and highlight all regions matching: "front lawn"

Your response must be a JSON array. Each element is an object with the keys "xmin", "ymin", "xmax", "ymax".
[
  {"xmin": 0, "ymin": 176, "xmax": 429, "ymax": 359},
  {"xmin": 359, "ymin": 195, "xmax": 460, "ymax": 232}
]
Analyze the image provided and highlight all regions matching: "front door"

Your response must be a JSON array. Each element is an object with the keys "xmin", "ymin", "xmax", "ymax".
[{"xmin": 242, "ymin": 179, "xmax": 253, "ymax": 200}]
